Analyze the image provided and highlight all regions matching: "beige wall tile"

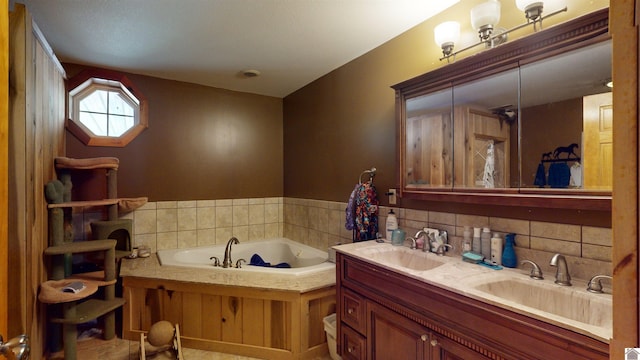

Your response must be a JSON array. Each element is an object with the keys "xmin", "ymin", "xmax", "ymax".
[
  {"xmin": 157, "ymin": 231, "xmax": 177, "ymax": 250},
  {"xmin": 215, "ymin": 199, "xmax": 232, "ymax": 206},
  {"xmin": 177, "ymin": 200, "xmax": 196, "ymax": 208},
  {"xmin": 265, "ymin": 223, "xmax": 280, "ymax": 238},
  {"xmin": 233, "ymin": 225, "xmax": 249, "ymax": 241},
  {"xmin": 531, "ymin": 221, "xmax": 580, "ymax": 242},
  {"xmin": 328, "ymin": 209, "xmax": 342, "ymax": 236},
  {"xmin": 137, "ymin": 202, "xmax": 156, "ymax": 211},
  {"xmin": 197, "ymin": 228, "xmax": 217, "ymax": 246},
  {"xmin": 177, "ymin": 230, "xmax": 197, "ymax": 248},
  {"xmin": 249, "ymin": 198, "xmax": 265, "ymax": 205},
  {"xmin": 214, "ymin": 227, "xmax": 232, "ymax": 244},
  {"xmin": 582, "ymin": 226, "xmax": 612, "ymax": 246},
  {"xmin": 157, "ymin": 208, "xmax": 177, "ymax": 232},
  {"xmin": 264, "ymin": 203, "xmax": 279, "ymax": 223},
  {"xmin": 582, "ymin": 244, "xmax": 612, "ymax": 262},
  {"xmin": 530, "ymin": 237, "xmax": 580, "ymax": 256},
  {"xmin": 197, "ymin": 206, "xmax": 216, "ymax": 229},
  {"xmin": 489, "ymin": 217, "xmax": 529, "ymax": 235},
  {"xmin": 429, "ymin": 211, "xmax": 455, "ymax": 226},
  {"xmin": 196, "ymin": 199, "xmax": 216, "ymax": 207},
  {"xmin": 134, "ymin": 210, "xmax": 157, "ymax": 235},
  {"xmin": 177, "ymin": 208, "xmax": 197, "ymax": 231},
  {"xmin": 216, "ymin": 206, "xmax": 233, "ymax": 228},
  {"xmin": 456, "ymin": 214, "xmax": 489, "ymax": 229},
  {"xmin": 405, "ymin": 209, "xmax": 428, "ymax": 222},
  {"xmin": 157, "ymin": 201, "xmax": 177, "ymax": 209},
  {"xmin": 249, "ymin": 224, "xmax": 265, "ymax": 241},
  {"xmin": 233, "ymin": 204, "xmax": 249, "ymax": 226},
  {"xmin": 249, "ymin": 204, "xmax": 265, "ymax": 225}
]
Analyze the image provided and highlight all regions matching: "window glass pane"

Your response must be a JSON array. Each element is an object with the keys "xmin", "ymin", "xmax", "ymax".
[
  {"xmin": 109, "ymin": 115, "xmax": 135, "ymax": 137},
  {"xmin": 109, "ymin": 92, "xmax": 135, "ymax": 116},
  {"xmin": 79, "ymin": 90, "xmax": 108, "ymax": 113},
  {"xmin": 80, "ymin": 111, "xmax": 108, "ymax": 136}
]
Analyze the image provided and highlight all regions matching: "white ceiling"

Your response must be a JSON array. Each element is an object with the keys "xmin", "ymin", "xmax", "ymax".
[{"xmin": 13, "ymin": 0, "xmax": 459, "ymax": 98}]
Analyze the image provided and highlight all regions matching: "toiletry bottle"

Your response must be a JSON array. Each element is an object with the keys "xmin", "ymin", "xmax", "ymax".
[
  {"xmin": 385, "ymin": 210, "xmax": 398, "ymax": 241},
  {"xmin": 490, "ymin": 233, "xmax": 503, "ymax": 265},
  {"xmin": 481, "ymin": 227, "xmax": 492, "ymax": 259},
  {"xmin": 462, "ymin": 226, "xmax": 472, "ymax": 252},
  {"xmin": 502, "ymin": 233, "xmax": 517, "ymax": 268},
  {"xmin": 472, "ymin": 227, "xmax": 481, "ymax": 254}
]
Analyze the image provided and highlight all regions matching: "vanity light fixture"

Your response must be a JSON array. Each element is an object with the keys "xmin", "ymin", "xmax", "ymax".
[
  {"xmin": 516, "ymin": 0, "xmax": 567, "ymax": 30},
  {"xmin": 434, "ymin": 21, "xmax": 461, "ymax": 61},
  {"xmin": 470, "ymin": 0, "xmax": 501, "ymax": 42},
  {"xmin": 436, "ymin": 0, "xmax": 567, "ymax": 62}
]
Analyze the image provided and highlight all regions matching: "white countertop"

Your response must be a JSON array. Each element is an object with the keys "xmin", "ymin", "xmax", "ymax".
[{"xmin": 334, "ymin": 240, "xmax": 612, "ymax": 343}]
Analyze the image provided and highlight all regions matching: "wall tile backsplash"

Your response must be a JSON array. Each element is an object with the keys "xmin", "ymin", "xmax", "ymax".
[{"xmin": 75, "ymin": 196, "xmax": 611, "ymax": 280}]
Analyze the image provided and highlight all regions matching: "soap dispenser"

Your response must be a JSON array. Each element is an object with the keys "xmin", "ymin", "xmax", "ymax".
[{"xmin": 502, "ymin": 233, "xmax": 517, "ymax": 268}]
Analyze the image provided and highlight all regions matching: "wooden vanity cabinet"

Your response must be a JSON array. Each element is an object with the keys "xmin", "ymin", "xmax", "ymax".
[{"xmin": 336, "ymin": 252, "xmax": 609, "ymax": 360}]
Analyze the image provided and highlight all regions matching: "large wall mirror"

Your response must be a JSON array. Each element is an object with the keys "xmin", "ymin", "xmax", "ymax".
[{"xmin": 394, "ymin": 9, "xmax": 610, "ymax": 210}]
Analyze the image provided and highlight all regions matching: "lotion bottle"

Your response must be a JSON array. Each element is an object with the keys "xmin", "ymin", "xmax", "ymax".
[
  {"xmin": 385, "ymin": 210, "xmax": 398, "ymax": 241},
  {"xmin": 462, "ymin": 226, "xmax": 472, "ymax": 252},
  {"xmin": 472, "ymin": 227, "xmax": 481, "ymax": 254},
  {"xmin": 490, "ymin": 233, "xmax": 503, "ymax": 265},
  {"xmin": 481, "ymin": 227, "xmax": 492, "ymax": 259}
]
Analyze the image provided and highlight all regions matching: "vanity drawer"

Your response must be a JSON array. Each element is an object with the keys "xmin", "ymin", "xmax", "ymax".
[
  {"xmin": 341, "ymin": 288, "xmax": 365, "ymax": 334},
  {"xmin": 340, "ymin": 323, "xmax": 366, "ymax": 360}
]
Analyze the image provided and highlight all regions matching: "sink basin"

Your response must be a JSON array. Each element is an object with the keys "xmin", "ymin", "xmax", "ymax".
[
  {"xmin": 362, "ymin": 247, "xmax": 445, "ymax": 271},
  {"xmin": 473, "ymin": 277, "xmax": 612, "ymax": 328}
]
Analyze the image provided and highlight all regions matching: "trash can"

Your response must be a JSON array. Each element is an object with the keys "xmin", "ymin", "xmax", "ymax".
[{"xmin": 323, "ymin": 313, "xmax": 341, "ymax": 360}]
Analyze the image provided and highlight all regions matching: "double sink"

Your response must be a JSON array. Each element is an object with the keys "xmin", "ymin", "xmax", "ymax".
[{"xmin": 340, "ymin": 242, "xmax": 612, "ymax": 342}]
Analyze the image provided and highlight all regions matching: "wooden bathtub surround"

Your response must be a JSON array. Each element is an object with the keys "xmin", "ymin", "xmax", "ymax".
[{"xmin": 123, "ymin": 276, "xmax": 336, "ymax": 360}]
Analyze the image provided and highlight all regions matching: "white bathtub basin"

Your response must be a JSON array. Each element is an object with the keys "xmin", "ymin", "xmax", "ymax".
[{"xmin": 157, "ymin": 237, "xmax": 334, "ymax": 275}]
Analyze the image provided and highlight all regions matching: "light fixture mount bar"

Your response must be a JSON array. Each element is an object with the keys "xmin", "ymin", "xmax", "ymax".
[{"xmin": 439, "ymin": 6, "xmax": 567, "ymax": 62}]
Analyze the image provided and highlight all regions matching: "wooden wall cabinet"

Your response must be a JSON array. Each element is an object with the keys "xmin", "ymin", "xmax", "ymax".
[{"xmin": 336, "ymin": 253, "xmax": 609, "ymax": 360}]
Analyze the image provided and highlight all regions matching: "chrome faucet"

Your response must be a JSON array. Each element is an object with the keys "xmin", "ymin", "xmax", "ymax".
[
  {"xmin": 521, "ymin": 260, "xmax": 544, "ymax": 280},
  {"xmin": 434, "ymin": 243, "xmax": 453, "ymax": 256},
  {"xmin": 222, "ymin": 237, "xmax": 239, "ymax": 268},
  {"xmin": 549, "ymin": 253, "xmax": 571, "ymax": 286},
  {"xmin": 405, "ymin": 237, "xmax": 417, "ymax": 249},
  {"xmin": 587, "ymin": 274, "xmax": 612, "ymax": 293}
]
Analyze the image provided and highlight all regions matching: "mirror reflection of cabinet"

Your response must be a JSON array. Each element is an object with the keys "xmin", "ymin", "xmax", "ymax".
[{"xmin": 393, "ymin": 9, "xmax": 611, "ymax": 210}]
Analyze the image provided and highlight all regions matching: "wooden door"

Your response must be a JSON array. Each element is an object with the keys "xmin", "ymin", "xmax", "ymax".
[
  {"xmin": 583, "ymin": 92, "xmax": 613, "ymax": 190},
  {"xmin": 367, "ymin": 301, "xmax": 429, "ymax": 360}
]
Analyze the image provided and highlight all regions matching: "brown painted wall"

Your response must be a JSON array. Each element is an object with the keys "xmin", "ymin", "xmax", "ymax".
[
  {"xmin": 65, "ymin": 64, "xmax": 284, "ymax": 201},
  {"xmin": 283, "ymin": 1, "xmax": 610, "ymax": 227}
]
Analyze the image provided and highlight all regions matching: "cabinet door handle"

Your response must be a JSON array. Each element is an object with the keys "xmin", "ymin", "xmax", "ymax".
[
  {"xmin": 348, "ymin": 346, "xmax": 354, "ymax": 353},
  {"xmin": 420, "ymin": 334, "xmax": 428, "ymax": 341},
  {"xmin": 430, "ymin": 339, "xmax": 438, "ymax": 347},
  {"xmin": 347, "ymin": 308, "xmax": 354, "ymax": 314}
]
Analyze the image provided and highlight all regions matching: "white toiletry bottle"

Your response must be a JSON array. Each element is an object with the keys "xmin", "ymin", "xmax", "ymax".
[
  {"xmin": 385, "ymin": 210, "xmax": 398, "ymax": 241},
  {"xmin": 490, "ymin": 233, "xmax": 503, "ymax": 265},
  {"xmin": 472, "ymin": 227, "xmax": 481, "ymax": 254},
  {"xmin": 462, "ymin": 226, "xmax": 472, "ymax": 252},
  {"xmin": 481, "ymin": 227, "xmax": 492, "ymax": 259}
]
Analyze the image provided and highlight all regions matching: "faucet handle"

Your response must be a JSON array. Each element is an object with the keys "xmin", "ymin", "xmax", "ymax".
[
  {"xmin": 235, "ymin": 258, "xmax": 246, "ymax": 268},
  {"xmin": 209, "ymin": 256, "xmax": 221, "ymax": 267},
  {"xmin": 521, "ymin": 260, "xmax": 544, "ymax": 280},
  {"xmin": 587, "ymin": 275, "xmax": 612, "ymax": 293}
]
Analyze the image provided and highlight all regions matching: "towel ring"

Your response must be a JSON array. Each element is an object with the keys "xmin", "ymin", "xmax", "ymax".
[{"xmin": 359, "ymin": 167, "xmax": 376, "ymax": 184}]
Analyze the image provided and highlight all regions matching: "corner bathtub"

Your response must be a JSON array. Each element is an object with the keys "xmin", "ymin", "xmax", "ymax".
[
  {"xmin": 122, "ymin": 238, "xmax": 336, "ymax": 359},
  {"xmin": 156, "ymin": 237, "xmax": 334, "ymax": 275}
]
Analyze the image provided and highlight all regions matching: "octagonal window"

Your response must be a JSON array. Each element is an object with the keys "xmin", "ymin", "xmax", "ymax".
[{"xmin": 67, "ymin": 69, "xmax": 147, "ymax": 147}]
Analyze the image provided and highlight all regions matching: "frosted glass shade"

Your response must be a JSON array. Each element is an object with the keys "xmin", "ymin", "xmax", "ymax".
[
  {"xmin": 516, "ymin": 0, "xmax": 566, "ymax": 12},
  {"xmin": 471, "ymin": 0, "xmax": 501, "ymax": 30},
  {"xmin": 434, "ymin": 21, "xmax": 461, "ymax": 47},
  {"xmin": 515, "ymin": 0, "xmax": 542, "ymax": 11}
]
